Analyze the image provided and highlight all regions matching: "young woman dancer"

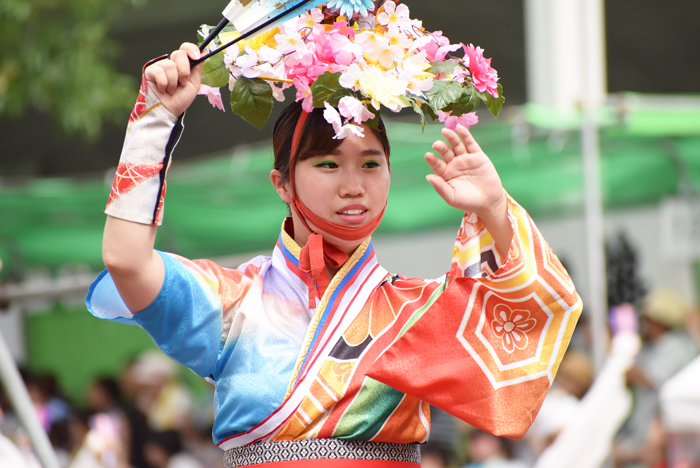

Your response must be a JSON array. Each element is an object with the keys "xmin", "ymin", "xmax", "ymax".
[{"xmin": 87, "ymin": 43, "xmax": 582, "ymax": 468}]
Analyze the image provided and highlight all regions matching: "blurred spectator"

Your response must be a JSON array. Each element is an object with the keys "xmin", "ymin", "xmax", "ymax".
[
  {"xmin": 659, "ymin": 301, "xmax": 700, "ymax": 468},
  {"xmin": 613, "ymin": 289, "xmax": 699, "ymax": 468},
  {"xmin": 421, "ymin": 440, "xmax": 452, "ymax": 468},
  {"xmin": 63, "ymin": 408, "xmax": 113, "ymax": 468},
  {"xmin": 129, "ymin": 351, "xmax": 194, "ymax": 433},
  {"xmin": 462, "ymin": 429, "xmax": 528, "ymax": 468},
  {"xmin": 532, "ymin": 303, "xmax": 641, "ymax": 468},
  {"xmin": 144, "ymin": 430, "xmax": 204, "ymax": 468},
  {"xmin": 524, "ymin": 349, "xmax": 594, "ymax": 461},
  {"xmin": 26, "ymin": 372, "xmax": 71, "ymax": 432},
  {"xmin": 0, "ymin": 431, "xmax": 37, "ymax": 467},
  {"xmin": 117, "ymin": 358, "xmax": 154, "ymax": 468},
  {"xmin": 86, "ymin": 377, "xmax": 132, "ymax": 466}
]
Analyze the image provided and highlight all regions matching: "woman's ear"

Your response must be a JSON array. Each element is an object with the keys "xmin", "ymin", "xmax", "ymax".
[{"xmin": 270, "ymin": 169, "xmax": 292, "ymax": 204}]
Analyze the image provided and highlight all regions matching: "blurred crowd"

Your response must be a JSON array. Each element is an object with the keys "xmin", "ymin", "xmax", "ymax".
[
  {"xmin": 1, "ymin": 288, "xmax": 699, "ymax": 468},
  {"xmin": 1, "ymin": 350, "xmax": 222, "ymax": 468}
]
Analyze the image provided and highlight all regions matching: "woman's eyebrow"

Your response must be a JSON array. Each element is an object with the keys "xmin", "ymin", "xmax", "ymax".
[{"xmin": 327, "ymin": 148, "xmax": 384, "ymax": 157}]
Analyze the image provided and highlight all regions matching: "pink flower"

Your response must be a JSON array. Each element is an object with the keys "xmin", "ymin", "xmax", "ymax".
[
  {"xmin": 338, "ymin": 96, "xmax": 375, "ymax": 124},
  {"xmin": 293, "ymin": 78, "xmax": 314, "ymax": 113},
  {"xmin": 437, "ymin": 110, "xmax": 478, "ymax": 130},
  {"xmin": 419, "ymin": 31, "xmax": 460, "ymax": 62},
  {"xmin": 198, "ymin": 85, "xmax": 224, "ymax": 112},
  {"xmin": 333, "ymin": 20, "xmax": 356, "ymax": 38},
  {"xmin": 462, "ymin": 43, "xmax": 499, "ymax": 98}
]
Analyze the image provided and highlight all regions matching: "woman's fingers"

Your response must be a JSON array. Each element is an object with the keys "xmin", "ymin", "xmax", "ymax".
[
  {"xmin": 431, "ymin": 140, "xmax": 455, "ymax": 164},
  {"xmin": 424, "ymin": 151, "xmax": 447, "ymax": 176},
  {"xmin": 160, "ymin": 60, "xmax": 179, "ymax": 95},
  {"xmin": 145, "ymin": 65, "xmax": 168, "ymax": 94},
  {"xmin": 425, "ymin": 174, "xmax": 455, "ymax": 205},
  {"xmin": 169, "ymin": 49, "xmax": 191, "ymax": 87},
  {"xmin": 181, "ymin": 43, "xmax": 203, "ymax": 84},
  {"xmin": 454, "ymin": 124, "xmax": 483, "ymax": 154},
  {"xmin": 442, "ymin": 127, "xmax": 468, "ymax": 157}
]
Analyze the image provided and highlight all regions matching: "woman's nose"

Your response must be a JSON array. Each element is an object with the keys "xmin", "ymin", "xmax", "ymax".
[{"xmin": 339, "ymin": 170, "xmax": 365, "ymax": 197}]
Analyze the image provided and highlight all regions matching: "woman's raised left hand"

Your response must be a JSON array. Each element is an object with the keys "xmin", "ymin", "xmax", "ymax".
[
  {"xmin": 425, "ymin": 124, "xmax": 513, "ymax": 254},
  {"xmin": 425, "ymin": 125, "xmax": 506, "ymax": 220}
]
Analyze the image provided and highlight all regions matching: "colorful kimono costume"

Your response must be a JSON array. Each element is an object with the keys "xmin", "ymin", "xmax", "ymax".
[
  {"xmin": 89, "ymin": 76, "xmax": 583, "ymax": 467},
  {"xmin": 87, "ymin": 199, "xmax": 582, "ymax": 467}
]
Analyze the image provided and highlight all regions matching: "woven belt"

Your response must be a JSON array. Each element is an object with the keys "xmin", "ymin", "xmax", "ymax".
[{"xmin": 224, "ymin": 439, "xmax": 421, "ymax": 467}]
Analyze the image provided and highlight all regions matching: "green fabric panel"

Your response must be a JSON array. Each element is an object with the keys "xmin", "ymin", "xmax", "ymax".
[
  {"xmin": 332, "ymin": 378, "xmax": 405, "ymax": 440},
  {"xmin": 25, "ymin": 305, "xmax": 209, "ymax": 404},
  {"xmin": 2, "ymin": 119, "xmax": 700, "ymax": 277}
]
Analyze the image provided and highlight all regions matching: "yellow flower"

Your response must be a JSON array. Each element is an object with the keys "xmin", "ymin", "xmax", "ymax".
[
  {"xmin": 358, "ymin": 66, "xmax": 411, "ymax": 112},
  {"xmin": 219, "ymin": 28, "xmax": 280, "ymax": 52}
]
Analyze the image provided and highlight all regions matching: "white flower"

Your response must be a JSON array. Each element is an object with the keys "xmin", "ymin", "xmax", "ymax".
[
  {"xmin": 323, "ymin": 102, "xmax": 366, "ymax": 139},
  {"xmin": 274, "ymin": 31, "xmax": 306, "ymax": 55},
  {"xmin": 258, "ymin": 45, "xmax": 282, "ymax": 64},
  {"xmin": 377, "ymin": 45, "xmax": 404, "ymax": 69},
  {"xmin": 338, "ymin": 96, "xmax": 375, "ymax": 124},
  {"xmin": 355, "ymin": 32, "xmax": 390, "ymax": 64},
  {"xmin": 358, "ymin": 66, "xmax": 411, "ymax": 112},
  {"xmin": 339, "ymin": 64, "xmax": 364, "ymax": 90},
  {"xmin": 323, "ymin": 103, "xmax": 343, "ymax": 133},
  {"xmin": 235, "ymin": 47, "xmax": 261, "ymax": 78},
  {"xmin": 377, "ymin": 1, "xmax": 413, "ymax": 30},
  {"xmin": 335, "ymin": 123, "xmax": 365, "ymax": 139},
  {"xmin": 297, "ymin": 8, "xmax": 324, "ymax": 35},
  {"xmin": 397, "ymin": 50, "xmax": 434, "ymax": 97},
  {"xmin": 385, "ymin": 28, "xmax": 413, "ymax": 50}
]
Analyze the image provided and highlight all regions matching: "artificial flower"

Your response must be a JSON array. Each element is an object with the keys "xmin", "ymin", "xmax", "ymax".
[
  {"xmin": 294, "ymin": 78, "xmax": 314, "ymax": 113},
  {"xmin": 358, "ymin": 66, "xmax": 410, "ymax": 112},
  {"xmin": 196, "ymin": 1, "xmax": 504, "ymax": 139},
  {"xmin": 377, "ymin": 1, "xmax": 413, "ymax": 31},
  {"xmin": 335, "ymin": 123, "xmax": 365, "ymax": 139},
  {"xmin": 438, "ymin": 110, "xmax": 479, "ymax": 130},
  {"xmin": 338, "ymin": 96, "xmax": 375, "ymax": 124},
  {"xmin": 198, "ymin": 85, "xmax": 225, "ymax": 112},
  {"xmin": 463, "ymin": 43, "xmax": 499, "ymax": 97},
  {"xmin": 326, "ymin": 0, "xmax": 375, "ymax": 18}
]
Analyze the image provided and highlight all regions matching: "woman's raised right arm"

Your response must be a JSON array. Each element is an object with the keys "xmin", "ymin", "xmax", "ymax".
[{"xmin": 102, "ymin": 43, "xmax": 202, "ymax": 312}]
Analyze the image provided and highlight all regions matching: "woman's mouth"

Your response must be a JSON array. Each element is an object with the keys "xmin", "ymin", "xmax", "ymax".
[
  {"xmin": 339, "ymin": 209, "xmax": 365, "ymax": 216},
  {"xmin": 336, "ymin": 207, "xmax": 368, "ymax": 224}
]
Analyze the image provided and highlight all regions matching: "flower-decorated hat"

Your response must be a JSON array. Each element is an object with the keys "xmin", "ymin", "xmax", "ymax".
[{"xmin": 196, "ymin": 0, "xmax": 504, "ymax": 139}]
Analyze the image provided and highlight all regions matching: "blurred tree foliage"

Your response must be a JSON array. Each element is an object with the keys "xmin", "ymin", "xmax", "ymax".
[{"xmin": 0, "ymin": 0, "xmax": 143, "ymax": 139}]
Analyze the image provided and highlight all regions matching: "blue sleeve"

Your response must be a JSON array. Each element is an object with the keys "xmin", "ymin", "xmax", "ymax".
[{"xmin": 86, "ymin": 251, "xmax": 224, "ymax": 379}]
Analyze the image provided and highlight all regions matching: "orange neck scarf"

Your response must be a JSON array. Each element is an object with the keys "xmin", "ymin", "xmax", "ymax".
[{"xmin": 288, "ymin": 111, "xmax": 385, "ymax": 308}]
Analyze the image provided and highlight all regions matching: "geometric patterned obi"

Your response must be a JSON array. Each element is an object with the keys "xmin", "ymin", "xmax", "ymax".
[{"xmin": 224, "ymin": 439, "xmax": 421, "ymax": 467}]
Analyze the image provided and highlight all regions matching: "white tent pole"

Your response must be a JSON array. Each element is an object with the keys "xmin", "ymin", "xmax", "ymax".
[
  {"xmin": 582, "ymin": 0, "xmax": 609, "ymax": 372},
  {"xmin": 0, "ymin": 332, "xmax": 61, "ymax": 468}
]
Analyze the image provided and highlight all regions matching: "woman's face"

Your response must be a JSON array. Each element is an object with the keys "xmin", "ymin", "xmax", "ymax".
[{"xmin": 279, "ymin": 128, "xmax": 390, "ymax": 253}]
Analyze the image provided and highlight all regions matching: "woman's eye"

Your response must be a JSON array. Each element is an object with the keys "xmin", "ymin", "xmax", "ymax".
[
  {"xmin": 314, "ymin": 161, "xmax": 338, "ymax": 169},
  {"xmin": 363, "ymin": 160, "xmax": 380, "ymax": 168}
]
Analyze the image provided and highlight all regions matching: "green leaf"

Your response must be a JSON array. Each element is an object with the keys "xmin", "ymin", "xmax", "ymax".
[
  {"xmin": 230, "ymin": 77, "xmax": 274, "ymax": 129},
  {"xmin": 311, "ymin": 72, "xmax": 354, "ymax": 108},
  {"xmin": 484, "ymin": 83, "xmax": 505, "ymax": 118},
  {"xmin": 450, "ymin": 87, "xmax": 480, "ymax": 116},
  {"xmin": 410, "ymin": 99, "xmax": 427, "ymax": 132},
  {"xmin": 414, "ymin": 97, "xmax": 439, "ymax": 121},
  {"xmin": 427, "ymin": 60, "xmax": 461, "ymax": 75},
  {"xmin": 201, "ymin": 52, "xmax": 229, "ymax": 88},
  {"xmin": 364, "ymin": 108, "xmax": 382, "ymax": 131},
  {"xmin": 425, "ymin": 80, "xmax": 464, "ymax": 112}
]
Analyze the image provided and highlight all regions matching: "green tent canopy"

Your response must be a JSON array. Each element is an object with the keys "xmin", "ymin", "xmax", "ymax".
[{"xmin": 1, "ymin": 114, "xmax": 700, "ymax": 278}]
